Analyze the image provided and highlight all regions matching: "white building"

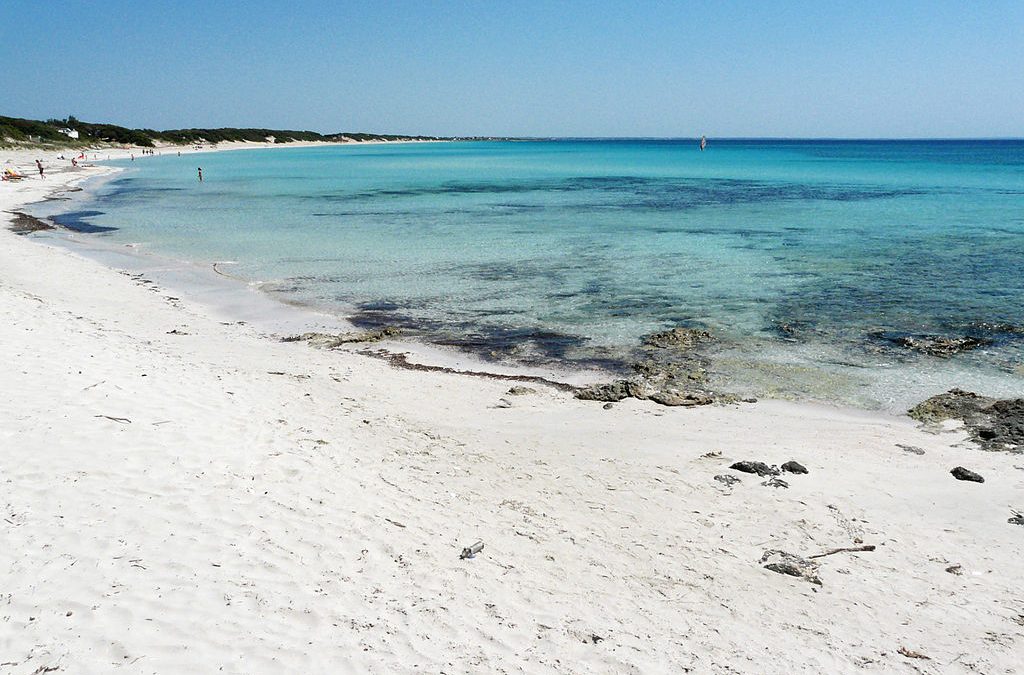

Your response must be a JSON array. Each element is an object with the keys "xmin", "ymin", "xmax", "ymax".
[{"xmin": 58, "ymin": 128, "xmax": 80, "ymax": 140}]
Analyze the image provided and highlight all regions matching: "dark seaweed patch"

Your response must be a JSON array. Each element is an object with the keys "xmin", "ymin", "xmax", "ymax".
[{"xmin": 50, "ymin": 210, "xmax": 119, "ymax": 233}]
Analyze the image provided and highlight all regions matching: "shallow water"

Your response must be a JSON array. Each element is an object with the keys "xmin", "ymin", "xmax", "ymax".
[{"xmin": 41, "ymin": 140, "xmax": 1024, "ymax": 409}]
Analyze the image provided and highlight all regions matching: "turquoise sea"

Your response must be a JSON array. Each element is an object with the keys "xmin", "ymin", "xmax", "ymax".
[{"xmin": 46, "ymin": 140, "xmax": 1024, "ymax": 409}]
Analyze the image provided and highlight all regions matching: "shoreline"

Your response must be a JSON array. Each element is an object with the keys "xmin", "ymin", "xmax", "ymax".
[{"xmin": 3, "ymin": 145, "xmax": 1023, "ymax": 673}]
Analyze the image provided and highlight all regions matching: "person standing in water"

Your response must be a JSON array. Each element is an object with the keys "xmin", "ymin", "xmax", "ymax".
[
  {"xmin": 197, "ymin": 167, "xmax": 203, "ymax": 182},
  {"xmin": 700, "ymin": 135, "xmax": 707, "ymax": 151}
]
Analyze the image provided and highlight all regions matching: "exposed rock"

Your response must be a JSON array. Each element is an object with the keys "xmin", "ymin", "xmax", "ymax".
[
  {"xmin": 602, "ymin": 402, "xmax": 614, "ymax": 410},
  {"xmin": 896, "ymin": 444, "xmax": 925, "ymax": 455},
  {"xmin": 631, "ymin": 359, "xmax": 708, "ymax": 384},
  {"xmin": 781, "ymin": 461, "xmax": 808, "ymax": 474},
  {"xmin": 1009, "ymin": 513, "xmax": 1024, "ymax": 526},
  {"xmin": 908, "ymin": 388, "xmax": 989, "ymax": 424},
  {"xmin": 575, "ymin": 378, "xmax": 716, "ymax": 408},
  {"xmin": 576, "ymin": 326, "xmax": 734, "ymax": 408},
  {"xmin": 714, "ymin": 474, "xmax": 741, "ymax": 487},
  {"xmin": 950, "ymin": 466, "xmax": 984, "ymax": 483},
  {"xmin": 759, "ymin": 550, "xmax": 822, "ymax": 585},
  {"xmin": 641, "ymin": 327, "xmax": 713, "ymax": 350},
  {"xmin": 909, "ymin": 389, "xmax": 1024, "ymax": 452},
  {"xmin": 891, "ymin": 334, "xmax": 992, "ymax": 357},
  {"xmin": 761, "ymin": 477, "xmax": 789, "ymax": 489},
  {"xmin": 575, "ymin": 380, "xmax": 635, "ymax": 402},
  {"xmin": 648, "ymin": 390, "xmax": 713, "ymax": 407},
  {"xmin": 506, "ymin": 386, "xmax": 536, "ymax": 396},
  {"xmin": 283, "ymin": 326, "xmax": 401, "ymax": 348},
  {"xmin": 729, "ymin": 461, "xmax": 779, "ymax": 477}
]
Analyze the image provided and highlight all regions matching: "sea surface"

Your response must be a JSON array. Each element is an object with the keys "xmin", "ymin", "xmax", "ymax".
[{"xmin": 43, "ymin": 140, "xmax": 1024, "ymax": 410}]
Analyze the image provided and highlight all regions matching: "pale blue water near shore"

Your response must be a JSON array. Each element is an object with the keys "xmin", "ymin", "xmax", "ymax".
[{"xmin": 45, "ymin": 140, "xmax": 1024, "ymax": 409}]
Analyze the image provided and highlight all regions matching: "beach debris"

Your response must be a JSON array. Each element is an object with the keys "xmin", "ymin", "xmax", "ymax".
[
  {"xmin": 729, "ymin": 461, "xmax": 779, "ymax": 477},
  {"xmin": 460, "ymin": 541, "xmax": 485, "ymax": 559},
  {"xmin": 166, "ymin": 329, "xmax": 189, "ymax": 335},
  {"xmin": 759, "ymin": 550, "xmax": 821, "ymax": 585},
  {"xmin": 384, "ymin": 518, "xmax": 406, "ymax": 528},
  {"xmin": 588, "ymin": 634, "xmax": 604, "ymax": 644},
  {"xmin": 702, "ymin": 450, "xmax": 722, "ymax": 458},
  {"xmin": 908, "ymin": 389, "xmax": 1024, "ymax": 452},
  {"xmin": 897, "ymin": 646, "xmax": 931, "ymax": 660},
  {"xmin": 6, "ymin": 210, "xmax": 54, "ymax": 234},
  {"xmin": 807, "ymin": 545, "xmax": 876, "ymax": 559},
  {"xmin": 950, "ymin": 467, "xmax": 984, "ymax": 483},
  {"xmin": 896, "ymin": 444, "xmax": 926, "ymax": 455},
  {"xmin": 1008, "ymin": 512, "xmax": 1024, "ymax": 526},
  {"xmin": 945, "ymin": 564, "xmax": 963, "ymax": 575},
  {"xmin": 506, "ymin": 386, "xmax": 536, "ymax": 396},
  {"xmin": 886, "ymin": 334, "xmax": 992, "ymax": 357},
  {"xmin": 602, "ymin": 402, "xmax": 614, "ymax": 410},
  {"xmin": 761, "ymin": 477, "xmax": 789, "ymax": 489},
  {"xmin": 781, "ymin": 460, "xmax": 808, "ymax": 474},
  {"xmin": 714, "ymin": 474, "xmax": 741, "ymax": 487},
  {"xmin": 641, "ymin": 326, "xmax": 713, "ymax": 350},
  {"xmin": 493, "ymin": 398, "xmax": 513, "ymax": 409},
  {"xmin": 94, "ymin": 414, "xmax": 131, "ymax": 424},
  {"xmin": 282, "ymin": 326, "xmax": 401, "ymax": 348}
]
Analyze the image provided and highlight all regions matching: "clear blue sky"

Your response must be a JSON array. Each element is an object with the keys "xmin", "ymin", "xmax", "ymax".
[{"xmin": 2, "ymin": 1, "xmax": 1022, "ymax": 137}]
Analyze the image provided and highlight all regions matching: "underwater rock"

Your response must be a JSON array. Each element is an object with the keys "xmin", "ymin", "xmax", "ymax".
[
  {"xmin": 882, "ymin": 333, "xmax": 992, "ymax": 357},
  {"xmin": 641, "ymin": 327, "xmax": 713, "ymax": 350},
  {"xmin": 898, "ymin": 335, "xmax": 992, "ymax": 356}
]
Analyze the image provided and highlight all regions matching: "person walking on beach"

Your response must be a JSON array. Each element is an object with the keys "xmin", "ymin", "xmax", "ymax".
[
  {"xmin": 197, "ymin": 167, "xmax": 203, "ymax": 182},
  {"xmin": 35, "ymin": 159, "xmax": 44, "ymax": 178}
]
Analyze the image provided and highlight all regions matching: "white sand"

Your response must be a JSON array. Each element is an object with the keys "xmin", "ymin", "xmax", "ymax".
[{"xmin": 1, "ymin": 148, "xmax": 1022, "ymax": 674}]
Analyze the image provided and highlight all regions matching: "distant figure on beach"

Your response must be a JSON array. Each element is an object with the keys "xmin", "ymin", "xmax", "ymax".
[
  {"xmin": 700, "ymin": 135, "xmax": 707, "ymax": 151},
  {"xmin": 197, "ymin": 167, "xmax": 203, "ymax": 182},
  {"xmin": 35, "ymin": 159, "xmax": 44, "ymax": 178}
]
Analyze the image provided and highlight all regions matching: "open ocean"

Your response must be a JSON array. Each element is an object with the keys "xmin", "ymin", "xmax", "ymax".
[{"xmin": 47, "ymin": 139, "xmax": 1024, "ymax": 409}]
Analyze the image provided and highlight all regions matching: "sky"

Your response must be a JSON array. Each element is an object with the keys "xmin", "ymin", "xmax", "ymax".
[{"xmin": 2, "ymin": 1, "xmax": 1022, "ymax": 138}]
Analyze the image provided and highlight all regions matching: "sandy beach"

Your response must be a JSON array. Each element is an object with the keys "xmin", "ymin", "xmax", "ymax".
[{"xmin": 2, "ymin": 147, "xmax": 1023, "ymax": 674}]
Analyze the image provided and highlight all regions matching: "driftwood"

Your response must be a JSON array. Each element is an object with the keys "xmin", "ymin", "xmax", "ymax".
[
  {"xmin": 898, "ymin": 646, "xmax": 931, "ymax": 660},
  {"xmin": 808, "ymin": 545, "xmax": 876, "ymax": 559},
  {"xmin": 94, "ymin": 414, "xmax": 131, "ymax": 424}
]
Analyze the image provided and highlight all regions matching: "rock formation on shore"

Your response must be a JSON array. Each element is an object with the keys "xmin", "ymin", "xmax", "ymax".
[{"xmin": 909, "ymin": 388, "xmax": 1024, "ymax": 452}]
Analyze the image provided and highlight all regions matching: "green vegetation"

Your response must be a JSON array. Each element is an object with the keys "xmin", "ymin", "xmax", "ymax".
[{"xmin": 0, "ymin": 113, "xmax": 477, "ymax": 148}]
